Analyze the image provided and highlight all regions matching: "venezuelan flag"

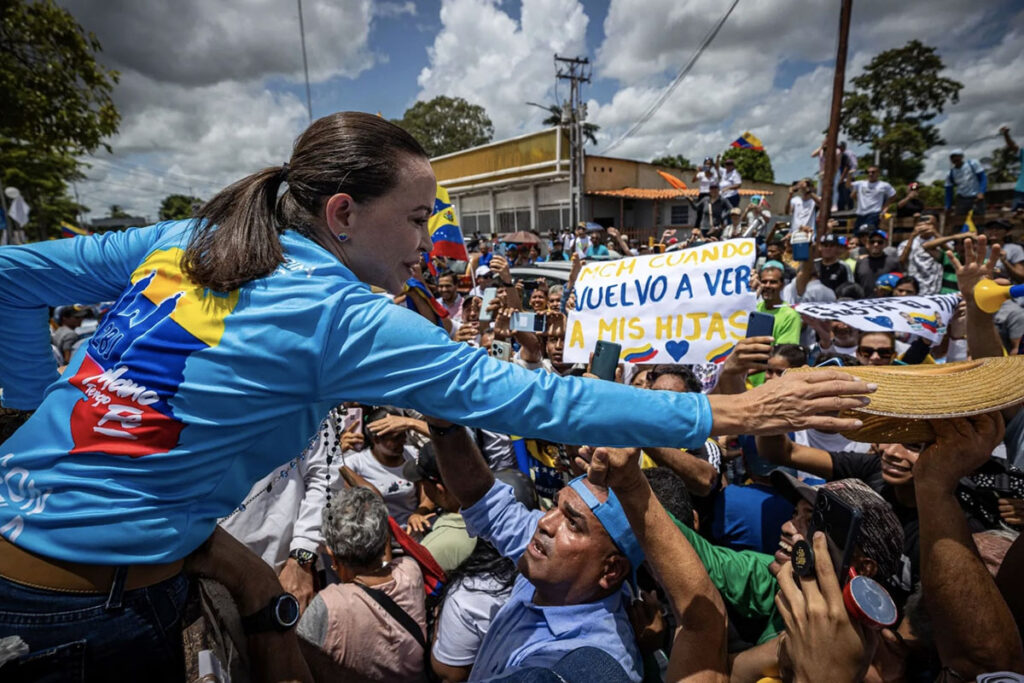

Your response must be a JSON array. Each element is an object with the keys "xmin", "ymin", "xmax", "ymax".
[
  {"xmin": 429, "ymin": 184, "xmax": 469, "ymax": 261},
  {"xmin": 903, "ymin": 311, "xmax": 938, "ymax": 334},
  {"xmin": 963, "ymin": 210, "xmax": 977, "ymax": 234},
  {"xmin": 621, "ymin": 343, "xmax": 658, "ymax": 363},
  {"xmin": 730, "ymin": 132, "xmax": 764, "ymax": 152},
  {"xmin": 60, "ymin": 221, "xmax": 91, "ymax": 238},
  {"xmin": 706, "ymin": 342, "xmax": 735, "ymax": 364}
]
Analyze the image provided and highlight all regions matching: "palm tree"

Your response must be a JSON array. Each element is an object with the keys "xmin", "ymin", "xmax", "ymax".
[{"xmin": 529, "ymin": 102, "xmax": 600, "ymax": 146}]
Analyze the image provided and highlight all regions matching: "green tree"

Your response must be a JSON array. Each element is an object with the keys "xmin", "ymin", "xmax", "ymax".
[
  {"xmin": 1, "ymin": 0, "xmax": 120, "ymax": 153},
  {"xmin": 536, "ymin": 103, "xmax": 599, "ymax": 146},
  {"xmin": 651, "ymin": 154, "xmax": 693, "ymax": 170},
  {"xmin": 989, "ymin": 145, "xmax": 1021, "ymax": 184},
  {"xmin": 1, "ymin": 137, "xmax": 85, "ymax": 240},
  {"xmin": 392, "ymin": 96, "xmax": 494, "ymax": 157},
  {"xmin": 159, "ymin": 194, "xmax": 203, "ymax": 221},
  {"xmin": 719, "ymin": 147, "xmax": 774, "ymax": 183},
  {"xmin": 840, "ymin": 40, "xmax": 962, "ymax": 184}
]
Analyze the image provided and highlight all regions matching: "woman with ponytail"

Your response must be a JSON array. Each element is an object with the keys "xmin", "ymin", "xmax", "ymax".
[{"xmin": 0, "ymin": 112, "xmax": 870, "ymax": 679}]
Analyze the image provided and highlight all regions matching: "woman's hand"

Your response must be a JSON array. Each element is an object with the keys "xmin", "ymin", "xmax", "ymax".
[
  {"xmin": 366, "ymin": 414, "xmax": 410, "ymax": 438},
  {"xmin": 406, "ymin": 512, "xmax": 436, "ymax": 535}
]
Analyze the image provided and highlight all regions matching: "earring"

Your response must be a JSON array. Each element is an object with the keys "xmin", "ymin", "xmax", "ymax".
[{"xmin": 336, "ymin": 232, "xmax": 349, "ymax": 243}]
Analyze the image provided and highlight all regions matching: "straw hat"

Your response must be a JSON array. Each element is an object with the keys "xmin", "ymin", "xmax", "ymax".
[{"xmin": 787, "ymin": 357, "xmax": 1024, "ymax": 443}]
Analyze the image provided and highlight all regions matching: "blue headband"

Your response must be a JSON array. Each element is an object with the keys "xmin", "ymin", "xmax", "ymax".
[{"xmin": 566, "ymin": 476, "xmax": 645, "ymax": 584}]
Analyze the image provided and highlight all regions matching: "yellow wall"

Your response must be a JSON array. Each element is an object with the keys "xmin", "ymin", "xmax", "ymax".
[{"xmin": 432, "ymin": 129, "xmax": 568, "ymax": 189}]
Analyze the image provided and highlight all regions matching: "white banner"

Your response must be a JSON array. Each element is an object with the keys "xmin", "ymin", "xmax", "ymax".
[
  {"xmin": 564, "ymin": 239, "xmax": 757, "ymax": 365},
  {"xmin": 795, "ymin": 293, "xmax": 961, "ymax": 344}
]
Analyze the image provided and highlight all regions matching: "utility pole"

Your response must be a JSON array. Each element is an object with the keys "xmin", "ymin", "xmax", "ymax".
[
  {"xmin": 297, "ymin": 0, "xmax": 313, "ymax": 124},
  {"xmin": 818, "ymin": 0, "xmax": 853, "ymax": 236},
  {"xmin": 554, "ymin": 55, "xmax": 590, "ymax": 229}
]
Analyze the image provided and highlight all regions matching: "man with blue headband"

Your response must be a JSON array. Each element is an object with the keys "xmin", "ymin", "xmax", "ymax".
[{"xmin": 426, "ymin": 417, "xmax": 648, "ymax": 682}]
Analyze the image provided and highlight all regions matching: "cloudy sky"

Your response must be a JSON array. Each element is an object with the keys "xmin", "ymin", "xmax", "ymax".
[{"xmin": 61, "ymin": 0, "xmax": 1023, "ymax": 221}]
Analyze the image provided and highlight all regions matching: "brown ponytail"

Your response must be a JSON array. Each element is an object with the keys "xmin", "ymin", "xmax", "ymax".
[{"xmin": 182, "ymin": 112, "xmax": 427, "ymax": 291}]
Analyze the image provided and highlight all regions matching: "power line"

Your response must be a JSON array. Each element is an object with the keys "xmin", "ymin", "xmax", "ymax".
[
  {"xmin": 602, "ymin": 0, "xmax": 741, "ymax": 154},
  {"xmin": 83, "ymin": 155, "xmax": 226, "ymax": 189}
]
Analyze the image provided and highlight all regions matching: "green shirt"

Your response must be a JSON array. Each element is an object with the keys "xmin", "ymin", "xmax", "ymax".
[
  {"xmin": 420, "ymin": 512, "xmax": 477, "ymax": 573},
  {"xmin": 669, "ymin": 513, "xmax": 783, "ymax": 644},
  {"xmin": 750, "ymin": 300, "xmax": 802, "ymax": 387}
]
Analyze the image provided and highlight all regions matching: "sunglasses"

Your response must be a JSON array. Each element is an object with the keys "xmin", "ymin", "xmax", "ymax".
[
  {"xmin": 857, "ymin": 346, "xmax": 895, "ymax": 359},
  {"xmin": 869, "ymin": 240, "xmax": 886, "ymax": 246}
]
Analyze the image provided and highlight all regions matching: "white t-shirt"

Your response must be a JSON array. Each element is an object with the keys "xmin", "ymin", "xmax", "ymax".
[
  {"xmin": 793, "ymin": 428, "xmax": 871, "ymax": 454},
  {"xmin": 852, "ymin": 180, "xmax": 896, "ymax": 214},
  {"xmin": 341, "ymin": 445, "xmax": 419, "ymax": 526},
  {"xmin": 789, "ymin": 195, "xmax": 817, "ymax": 234},
  {"xmin": 432, "ymin": 575, "xmax": 513, "ymax": 667},
  {"xmin": 719, "ymin": 168, "xmax": 742, "ymax": 197},
  {"xmin": 696, "ymin": 168, "xmax": 720, "ymax": 194}
]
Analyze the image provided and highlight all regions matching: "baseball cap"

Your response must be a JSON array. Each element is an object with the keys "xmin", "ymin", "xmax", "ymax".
[
  {"xmin": 875, "ymin": 271, "xmax": 903, "ymax": 292},
  {"xmin": 982, "ymin": 219, "xmax": 1012, "ymax": 232},
  {"xmin": 770, "ymin": 469, "xmax": 819, "ymax": 506},
  {"xmin": 760, "ymin": 259, "xmax": 786, "ymax": 273},
  {"xmin": 820, "ymin": 233, "xmax": 841, "ymax": 246},
  {"xmin": 709, "ymin": 182, "xmax": 720, "ymax": 189},
  {"xmin": 950, "ymin": 148, "xmax": 965, "ymax": 156},
  {"xmin": 402, "ymin": 442, "xmax": 442, "ymax": 484},
  {"xmin": 821, "ymin": 478, "xmax": 907, "ymax": 594},
  {"xmin": 869, "ymin": 229, "xmax": 888, "ymax": 241},
  {"xmin": 475, "ymin": 265, "xmax": 493, "ymax": 278},
  {"xmin": 566, "ymin": 475, "xmax": 645, "ymax": 585},
  {"xmin": 723, "ymin": 158, "xmax": 735, "ymax": 165},
  {"xmin": 730, "ymin": 207, "xmax": 742, "ymax": 216}
]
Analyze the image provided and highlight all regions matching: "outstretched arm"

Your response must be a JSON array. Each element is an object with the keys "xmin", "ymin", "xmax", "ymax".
[
  {"xmin": 914, "ymin": 415, "xmax": 1024, "ymax": 679},
  {"xmin": 580, "ymin": 446, "xmax": 728, "ymax": 682}
]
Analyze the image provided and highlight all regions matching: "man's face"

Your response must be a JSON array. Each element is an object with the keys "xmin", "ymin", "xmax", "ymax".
[
  {"xmin": 437, "ymin": 275, "xmax": 457, "ymax": 303},
  {"xmin": 575, "ymin": 227, "xmax": 586, "ymax": 238},
  {"xmin": 462, "ymin": 296, "xmax": 481, "ymax": 323},
  {"xmin": 867, "ymin": 167, "xmax": 880, "ymax": 181},
  {"xmin": 766, "ymin": 244, "xmax": 782, "ymax": 261},
  {"xmin": 847, "ymin": 236, "xmax": 860, "ymax": 249},
  {"xmin": 548, "ymin": 290, "xmax": 561, "ymax": 310},
  {"xmin": 759, "ymin": 268, "xmax": 783, "ymax": 303},
  {"xmin": 867, "ymin": 236, "xmax": 886, "ymax": 258},
  {"xmin": 480, "ymin": 241, "xmax": 491, "ymax": 253},
  {"xmin": 710, "ymin": 186, "xmax": 720, "ymax": 198},
  {"xmin": 951, "ymin": 154, "xmax": 964, "ymax": 168},
  {"xmin": 893, "ymin": 280, "xmax": 917, "ymax": 297},
  {"xmin": 820, "ymin": 242, "xmax": 839, "ymax": 261},
  {"xmin": 983, "ymin": 227, "xmax": 1008, "ymax": 246},
  {"xmin": 519, "ymin": 483, "xmax": 626, "ymax": 605},
  {"xmin": 878, "ymin": 442, "xmax": 923, "ymax": 486},
  {"xmin": 769, "ymin": 499, "xmax": 814, "ymax": 576},
  {"xmin": 916, "ymin": 216, "xmax": 938, "ymax": 239},
  {"xmin": 831, "ymin": 321, "xmax": 858, "ymax": 347},
  {"xmin": 857, "ymin": 332, "xmax": 896, "ymax": 366}
]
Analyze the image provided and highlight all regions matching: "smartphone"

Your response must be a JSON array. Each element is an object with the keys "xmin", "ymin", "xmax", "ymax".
[
  {"xmin": 746, "ymin": 311, "xmax": 775, "ymax": 339},
  {"xmin": 479, "ymin": 287, "xmax": 498, "ymax": 323},
  {"xmin": 810, "ymin": 488, "xmax": 864, "ymax": 586},
  {"xmin": 591, "ymin": 341, "xmax": 621, "ymax": 381},
  {"xmin": 489, "ymin": 340, "xmax": 512, "ymax": 361},
  {"xmin": 510, "ymin": 312, "xmax": 546, "ymax": 333}
]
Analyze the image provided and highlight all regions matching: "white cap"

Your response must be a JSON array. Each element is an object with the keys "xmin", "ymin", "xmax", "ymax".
[{"xmin": 475, "ymin": 265, "xmax": 492, "ymax": 278}]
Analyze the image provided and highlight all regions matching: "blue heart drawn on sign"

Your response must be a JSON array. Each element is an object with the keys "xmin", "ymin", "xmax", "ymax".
[
  {"xmin": 665, "ymin": 340, "xmax": 690, "ymax": 361},
  {"xmin": 865, "ymin": 316, "xmax": 894, "ymax": 329}
]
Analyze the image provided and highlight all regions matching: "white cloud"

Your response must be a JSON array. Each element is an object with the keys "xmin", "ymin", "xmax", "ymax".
[
  {"xmin": 59, "ymin": 0, "xmax": 376, "ymax": 218},
  {"xmin": 590, "ymin": 0, "xmax": 1024, "ymax": 185},
  {"xmin": 376, "ymin": 1, "xmax": 417, "ymax": 18},
  {"xmin": 416, "ymin": 0, "xmax": 589, "ymax": 137}
]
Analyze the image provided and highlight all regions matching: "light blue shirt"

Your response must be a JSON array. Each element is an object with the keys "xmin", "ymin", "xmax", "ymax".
[
  {"xmin": 463, "ymin": 482, "xmax": 642, "ymax": 682},
  {"xmin": 946, "ymin": 158, "xmax": 984, "ymax": 197},
  {"xmin": 0, "ymin": 221, "xmax": 713, "ymax": 564}
]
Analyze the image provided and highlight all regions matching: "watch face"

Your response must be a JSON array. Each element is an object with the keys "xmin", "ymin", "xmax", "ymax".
[{"xmin": 275, "ymin": 594, "xmax": 301, "ymax": 628}]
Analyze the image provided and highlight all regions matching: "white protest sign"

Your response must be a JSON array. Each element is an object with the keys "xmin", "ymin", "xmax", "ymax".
[
  {"xmin": 795, "ymin": 293, "xmax": 960, "ymax": 344},
  {"xmin": 564, "ymin": 239, "xmax": 757, "ymax": 365}
]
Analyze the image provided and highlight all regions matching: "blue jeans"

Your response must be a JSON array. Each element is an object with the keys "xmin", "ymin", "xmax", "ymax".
[
  {"xmin": 483, "ymin": 647, "xmax": 633, "ymax": 683},
  {"xmin": 0, "ymin": 573, "xmax": 188, "ymax": 682},
  {"xmin": 855, "ymin": 212, "xmax": 881, "ymax": 229}
]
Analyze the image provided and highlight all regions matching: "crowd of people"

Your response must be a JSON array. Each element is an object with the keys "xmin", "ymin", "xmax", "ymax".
[{"xmin": 2, "ymin": 112, "xmax": 1024, "ymax": 683}]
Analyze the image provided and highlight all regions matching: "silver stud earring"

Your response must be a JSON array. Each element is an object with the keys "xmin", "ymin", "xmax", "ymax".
[{"xmin": 336, "ymin": 233, "xmax": 349, "ymax": 243}]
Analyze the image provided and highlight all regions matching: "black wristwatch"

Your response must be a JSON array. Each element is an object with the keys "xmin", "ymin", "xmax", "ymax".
[
  {"xmin": 241, "ymin": 593, "xmax": 301, "ymax": 634},
  {"xmin": 288, "ymin": 548, "xmax": 317, "ymax": 569}
]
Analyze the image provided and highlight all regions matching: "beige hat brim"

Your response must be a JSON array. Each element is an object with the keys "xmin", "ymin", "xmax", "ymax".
[{"xmin": 787, "ymin": 357, "xmax": 1024, "ymax": 443}]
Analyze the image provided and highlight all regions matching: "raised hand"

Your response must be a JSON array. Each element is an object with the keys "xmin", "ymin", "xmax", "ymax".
[
  {"xmin": 914, "ymin": 414, "xmax": 1004, "ymax": 494},
  {"xmin": 950, "ymin": 234, "xmax": 1002, "ymax": 305},
  {"xmin": 721, "ymin": 336, "xmax": 773, "ymax": 376},
  {"xmin": 575, "ymin": 445, "xmax": 645, "ymax": 492}
]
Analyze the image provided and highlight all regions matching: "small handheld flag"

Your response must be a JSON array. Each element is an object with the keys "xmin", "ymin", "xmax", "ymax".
[
  {"xmin": 657, "ymin": 170, "xmax": 688, "ymax": 190},
  {"xmin": 429, "ymin": 184, "xmax": 469, "ymax": 262},
  {"xmin": 730, "ymin": 132, "xmax": 764, "ymax": 152},
  {"xmin": 60, "ymin": 221, "xmax": 92, "ymax": 238}
]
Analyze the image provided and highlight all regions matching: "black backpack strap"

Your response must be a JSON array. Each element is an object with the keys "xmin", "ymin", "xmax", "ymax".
[{"xmin": 355, "ymin": 583, "xmax": 427, "ymax": 652}]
